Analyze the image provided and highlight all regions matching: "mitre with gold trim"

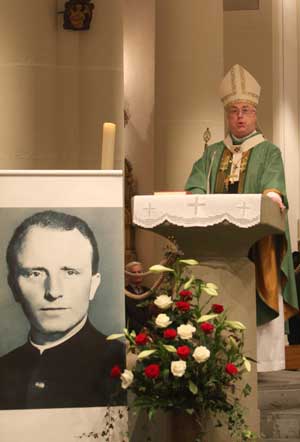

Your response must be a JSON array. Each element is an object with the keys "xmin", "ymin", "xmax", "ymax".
[{"xmin": 219, "ymin": 64, "xmax": 261, "ymax": 108}]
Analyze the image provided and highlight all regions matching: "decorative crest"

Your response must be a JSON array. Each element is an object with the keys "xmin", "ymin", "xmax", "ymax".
[{"xmin": 63, "ymin": 0, "xmax": 94, "ymax": 31}]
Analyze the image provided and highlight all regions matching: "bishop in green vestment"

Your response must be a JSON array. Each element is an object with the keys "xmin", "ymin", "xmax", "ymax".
[{"xmin": 185, "ymin": 64, "xmax": 298, "ymax": 332}]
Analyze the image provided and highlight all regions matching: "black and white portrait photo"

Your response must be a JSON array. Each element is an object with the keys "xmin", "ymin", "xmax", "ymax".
[{"xmin": 0, "ymin": 207, "xmax": 126, "ymax": 410}]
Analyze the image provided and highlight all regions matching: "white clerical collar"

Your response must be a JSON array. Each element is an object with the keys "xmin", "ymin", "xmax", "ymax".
[
  {"xmin": 224, "ymin": 132, "xmax": 265, "ymax": 154},
  {"xmin": 29, "ymin": 315, "xmax": 88, "ymax": 355},
  {"xmin": 231, "ymin": 130, "xmax": 257, "ymax": 144}
]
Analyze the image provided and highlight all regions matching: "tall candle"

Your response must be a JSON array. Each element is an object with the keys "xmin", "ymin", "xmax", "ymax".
[{"xmin": 101, "ymin": 122, "xmax": 116, "ymax": 169}]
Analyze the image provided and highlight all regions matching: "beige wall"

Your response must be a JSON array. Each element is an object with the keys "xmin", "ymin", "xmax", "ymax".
[
  {"xmin": 0, "ymin": 0, "xmax": 124, "ymax": 170},
  {"xmin": 224, "ymin": 0, "xmax": 273, "ymax": 140},
  {"xmin": 123, "ymin": 0, "xmax": 156, "ymax": 272},
  {"xmin": 123, "ymin": 0, "xmax": 155, "ymax": 195},
  {"xmin": 155, "ymin": 0, "xmax": 224, "ymax": 191}
]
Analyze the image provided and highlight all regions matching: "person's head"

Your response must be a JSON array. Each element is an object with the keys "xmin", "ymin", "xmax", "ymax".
[
  {"xmin": 125, "ymin": 261, "xmax": 144, "ymax": 287},
  {"xmin": 219, "ymin": 64, "xmax": 261, "ymax": 138},
  {"xmin": 6, "ymin": 210, "xmax": 101, "ymax": 344},
  {"xmin": 226, "ymin": 101, "xmax": 257, "ymax": 138}
]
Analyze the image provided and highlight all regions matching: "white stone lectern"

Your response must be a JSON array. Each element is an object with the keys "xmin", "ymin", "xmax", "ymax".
[{"xmin": 132, "ymin": 194, "xmax": 286, "ymax": 441}]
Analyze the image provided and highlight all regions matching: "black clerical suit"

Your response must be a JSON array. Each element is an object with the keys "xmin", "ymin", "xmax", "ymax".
[
  {"xmin": 0, "ymin": 320, "xmax": 126, "ymax": 410},
  {"xmin": 125, "ymin": 285, "xmax": 151, "ymax": 334}
]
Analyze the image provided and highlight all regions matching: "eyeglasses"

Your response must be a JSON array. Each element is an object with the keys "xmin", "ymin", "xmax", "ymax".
[{"xmin": 227, "ymin": 107, "xmax": 256, "ymax": 117}]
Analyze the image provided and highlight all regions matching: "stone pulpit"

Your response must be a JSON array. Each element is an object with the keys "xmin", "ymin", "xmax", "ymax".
[{"xmin": 131, "ymin": 193, "xmax": 286, "ymax": 441}]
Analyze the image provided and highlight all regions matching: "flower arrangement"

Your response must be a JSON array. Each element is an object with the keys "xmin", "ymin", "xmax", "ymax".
[{"xmin": 108, "ymin": 258, "xmax": 255, "ymax": 441}]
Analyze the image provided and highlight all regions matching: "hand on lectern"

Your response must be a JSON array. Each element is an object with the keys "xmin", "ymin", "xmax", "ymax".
[{"xmin": 266, "ymin": 191, "xmax": 286, "ymax": 212}]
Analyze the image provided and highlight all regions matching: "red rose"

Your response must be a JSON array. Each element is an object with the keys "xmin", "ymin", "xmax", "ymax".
[
  {"xmin": 225, "ymin": 363, "xmax": 238, "ymax": 376},
  {"xmin": 176, "ymin": 301, "xmax": 191, "ymax": 311},
  {"xmin": 200, "ymin": 322, "xmax": 214, "ymax": 334},
  {"xmin": 135, "ymin": 333, "xmax": 148, "ymax": 346},
  {"xmin": 110, "ymin": 365, "xmax": 121, "ymax": 378},
  {"xmin": 212, "ymin": 304, "xmax": 224, "ymax": 314},
  {"xmin": 163, "ymin": 328, "xmax": 177, "ymax": 340},
  {"xmin": 177, "ymin": 345, "xmax": 191, "ymax": 359},
  {"xmin": 144, "ymin": 364, "xmax": 160, "ymax": 379},
  {"xmin": 179, "ymin": 290, "xmax": 193, "ymax": 300}
]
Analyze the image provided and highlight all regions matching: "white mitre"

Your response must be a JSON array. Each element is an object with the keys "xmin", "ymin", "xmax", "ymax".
[{"xmin": 219, "ymin": 64, "xmax": 261, "ymax": 108}]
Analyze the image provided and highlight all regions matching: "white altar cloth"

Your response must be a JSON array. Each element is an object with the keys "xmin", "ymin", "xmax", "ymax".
[{"xmin": 133, "ymin": 194, "xmax": 262, "ymax": 229}]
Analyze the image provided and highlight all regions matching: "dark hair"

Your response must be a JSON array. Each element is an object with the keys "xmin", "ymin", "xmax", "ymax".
[{"xmin": 6, "ymin": 210, "xmax": 100, "ymax": 293}]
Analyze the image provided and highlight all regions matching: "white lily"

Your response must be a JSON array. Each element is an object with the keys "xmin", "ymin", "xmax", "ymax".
[
  {"xmin": 137, "ymin": 349, "xmax": 157, "ymax": 359},
  {"xmin": 149, "ymin": 264, "xmax": 174, "ymax": 273},
  {"xmin": 197, "ymin": 314, "xmax": 218, "ymax": 323},
  {"xmin": 225, "ymin": 320, "xmax": 246, "ymax": 330}
]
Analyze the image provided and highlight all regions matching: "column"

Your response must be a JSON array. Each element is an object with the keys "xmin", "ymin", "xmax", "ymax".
[
  {"xmin": 56, "ymin": 0, "xmax": 124, "ymax": 169},
  {"xmin": 273, "ymin": 0, "xmax": 300, "ymax": 249},
  {"xmin": 0, "ymin": 0, "xmax": 57, "ymax": 169},
  {"xmin": 154, "ymin": 0, "xmax": 224, "ymax": 191},
  {"xmin": 76, "ymin": 0, "xmax": 124, "ymax": 170},
  {"xmin": 123, "ymin": 0, "xmax": 156, "ymax": 268}
]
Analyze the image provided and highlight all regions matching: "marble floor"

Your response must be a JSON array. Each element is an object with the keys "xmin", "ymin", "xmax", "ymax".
[{"xmin": 258, "ymin": 370, "xmax": 300, "ymax": 441}]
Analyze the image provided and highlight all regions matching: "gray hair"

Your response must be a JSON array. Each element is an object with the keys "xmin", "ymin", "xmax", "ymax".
[{"xmin": 125, "ymin": 261, "xmax": 143, "ymax": 272}]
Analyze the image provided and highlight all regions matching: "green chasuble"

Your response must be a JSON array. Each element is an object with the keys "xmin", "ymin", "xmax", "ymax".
[{"xmin": 185, "ymin": 133, "xmax": 298, "ymax": 326}]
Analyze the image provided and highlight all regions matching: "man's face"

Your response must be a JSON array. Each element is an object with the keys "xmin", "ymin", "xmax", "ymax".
[
  {"xmin": 128, "ymin": 264, "xmax": 143, "ymax": 286},
  {"xmin": 14, "ymin": 226, "xmax": 100, "ymax": 344},
  {"xmin": 227, "ymin": 102, "xmax": 257, "ymax": 138}
]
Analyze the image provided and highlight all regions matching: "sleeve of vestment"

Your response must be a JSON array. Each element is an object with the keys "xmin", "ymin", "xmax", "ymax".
[
  {"xmin": 184, "ymin": 148, "xmax": 210, "ymax": 194},
  {"xmin": 260, "ymin": 145, "xmax": 288, "ymax": 209}
]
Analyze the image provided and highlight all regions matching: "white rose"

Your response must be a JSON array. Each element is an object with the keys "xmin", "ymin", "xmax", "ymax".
[
  {"xmin": 154, "ymin": 294, "xmax": 173, "ymax": 310},
  {"xmin": 192, "ymin": 346, "xmax": 210, "ymax": 363},
  {"xmin": 177, "ymin": 324, "xmax": 196, "ymax": 340},
  {"xmin": 171, "ymin": 360, "xmax": 187, "ymax": 377},
  {"xmin": 120, "ymin": 369, "xmax": 134, "ymax": 389},
  {"xmin": 155, "ymin": 313, "xmax": 172, "ymax": 328}
]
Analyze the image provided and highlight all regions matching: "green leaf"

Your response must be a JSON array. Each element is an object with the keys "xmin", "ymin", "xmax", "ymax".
[
  {"xmin": 106, "ymin": 333, "xmax": 125, "ymax": 340},
  {"xmin": 197, "ymin": 314, "xmax": 219, "ymax": 323},
  {"xmin": 242, "ymin": 383, "xmax": 252, "ymax": 397},
  {"xmin": 188, "ymin": 380, "xmax": 198, "ymax": 395},
  {"xmin": 162, "ymin": 368, "xmax": 170, "ymax": 379},
  {"xmin": 224, "ymin": 320, "xmax": 246, "ymax": 330},
  {"xmin": 148, "ymin": 408, "xmax": 155, "ymax": 420},
  {"xmin": 149, "ymin": 264, "xmax": 175, "ymax": 273},
  {"xmin": 163, "ymin": 345, "xmax": 177, "ymax": 353},
  {"xmin": 179, "ymin": 259, "xmax": 200, "ymax": 266},
  {"xmin": 242, "ymin": 430, "xmax": 256, "ymax": 440},
  {"xmin": 137, "ymin": 349, "xmax": 157, "ymax": 359}
]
